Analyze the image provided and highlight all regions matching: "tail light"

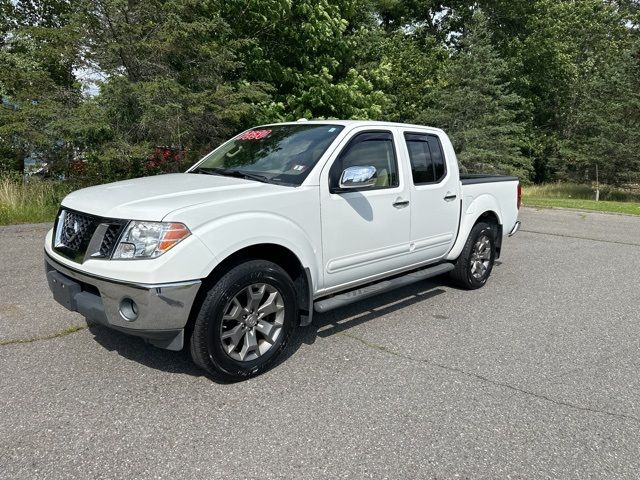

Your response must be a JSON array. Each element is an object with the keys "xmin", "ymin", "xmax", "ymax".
[{"xmin": 517, "ymin": 183, "xmax": 522, "ymax": 210}]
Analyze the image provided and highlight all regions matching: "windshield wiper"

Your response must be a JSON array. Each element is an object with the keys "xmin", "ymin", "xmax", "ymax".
[
  {"xmin": 192, "ymin": 167, "xmax": 270, "ymax": 184},
  {"xmin": 225, "ymin": 170, "xmax": 271, "ymax": 184},
  {"xmin": 191, "ymin": 166, "xmax": 222, "ymax": 176}
]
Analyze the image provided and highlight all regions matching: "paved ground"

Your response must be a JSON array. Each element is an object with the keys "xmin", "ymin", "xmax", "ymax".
[{"xmin": 1, "ymin": 207, "xmax": 639, "ymax": 479}]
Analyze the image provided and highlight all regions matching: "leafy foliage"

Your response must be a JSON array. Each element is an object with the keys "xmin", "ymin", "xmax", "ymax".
[
  {"xmin": 417, "ymin": 12, "xmax": 531, "ymax": 178},
  {"xmin": 1, "ymin": 0, "xmax": 639, "ymax": 185}
]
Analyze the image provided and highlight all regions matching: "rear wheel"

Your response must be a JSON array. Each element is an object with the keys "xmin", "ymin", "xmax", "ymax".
[
  {"xmin": 450, "ymin": 222, "xmax": 497, "ymax": 289},
  {"xmin": 190, "ymin": 260, "xmax": 297, "ymax": 381}
]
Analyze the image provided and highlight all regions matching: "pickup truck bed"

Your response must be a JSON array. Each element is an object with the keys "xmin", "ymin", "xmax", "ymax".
[{"xmin": 460, "ymin": 174, "xmax": 520, "ymax": 185}]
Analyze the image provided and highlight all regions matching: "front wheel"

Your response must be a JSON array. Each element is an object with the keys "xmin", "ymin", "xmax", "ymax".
[
  {"xmin": 190, "ymin": 260, "xmax": 298, "ymax": 381},
  {"xmin": 449, "ymin": 222, "xmax": 497, "ymax": 289}
]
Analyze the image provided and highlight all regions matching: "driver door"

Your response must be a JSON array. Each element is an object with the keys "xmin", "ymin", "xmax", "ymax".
[{"xmin": 319, "ymin": 129, "xmax": 412, "ymax": 292}]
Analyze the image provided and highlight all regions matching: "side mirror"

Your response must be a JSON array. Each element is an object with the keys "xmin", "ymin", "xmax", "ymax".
[{"xmin": 339, "ymin": 165, "xmax": 377, "ymax": 189}]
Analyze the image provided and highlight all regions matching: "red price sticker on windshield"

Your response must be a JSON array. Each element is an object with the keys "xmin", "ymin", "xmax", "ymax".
[{"xmin": 238, "ymin": 129, "xmax": 272, "ymax": 141}]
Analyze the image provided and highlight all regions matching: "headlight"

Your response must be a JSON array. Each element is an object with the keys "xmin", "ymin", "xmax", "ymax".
[{"xmin": 112, "ymin": 221, "xmax": 190, "ymax": 259}]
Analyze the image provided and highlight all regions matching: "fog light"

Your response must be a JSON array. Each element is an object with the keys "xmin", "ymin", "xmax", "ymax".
[{"xmin": 119, "ymin": 298, "xmax": 139, "ymax": 322}]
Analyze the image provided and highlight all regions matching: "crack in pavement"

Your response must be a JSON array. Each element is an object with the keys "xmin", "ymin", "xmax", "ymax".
[
  {"xmin": 520, "ymin": 229, "xmax": 640, "ymax": 247},
  {"xmin": 339, "ymin": 331, "xmax": 640, "ymax": 425},
  {"xmin": 0, "ymin": 325, "xmax": 87, "ymax": 346}
]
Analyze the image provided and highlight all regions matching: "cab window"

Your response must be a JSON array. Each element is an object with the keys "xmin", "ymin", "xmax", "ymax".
[
  {"xmin": 329, "ymin": 131, "xmax": 399, "ymax": 191},
  {"xmin": 404, "ymin": 133, "xmax": 446, "ymax": 185}
]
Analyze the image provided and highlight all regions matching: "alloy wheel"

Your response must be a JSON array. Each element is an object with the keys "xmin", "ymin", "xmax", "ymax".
[
  {"xmin": 219, "ymin": 283, "xmax": 285, "ymax": 362},
  {"xmin": 470, "ymin": 234, "xmax": 491, "ymax": 280}
]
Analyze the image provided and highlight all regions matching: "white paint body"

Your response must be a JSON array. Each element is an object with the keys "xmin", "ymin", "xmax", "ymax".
[{"xmin": 45, "ymin": 121, "xmax": 520, "ymax": 297}]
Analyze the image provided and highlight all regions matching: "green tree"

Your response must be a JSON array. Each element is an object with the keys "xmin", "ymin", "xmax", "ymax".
[
  {"xmin": 348, "ymin": 22, "xmax": 447, "ymax": 123},
  {"xmin": 478, "ymin": 0, "xmax": 640, "ymax": 183},
  {"xmin": 2, "ymin": 0, "xmax": 640, "ymax": 187},
  {"xmin": 80, "ymin": 0, "xmax": 271, "ymax": 175},
  {"xmin": 221, "ymin": 0, "xmax": 388, "ymax": 120},
  {"xmin": 558, "ymin": 38, "xmax": 640, "ymax": 185},
  {"xmin": 0, "ymin": 0, "xmax": 83, "ymax": 173},
  {"xmin": 514, "ymin": 0, "xmax": 640, "ymax": 184},
  {"xmin": 417, "ymin": 10, "xmax": 532, "ymax": 179}
]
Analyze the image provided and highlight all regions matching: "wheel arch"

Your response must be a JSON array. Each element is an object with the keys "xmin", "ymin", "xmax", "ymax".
[
  {"xmin": 475, "ymin": 210, "xmax": 503, "ymax": 258},
  {"xmin": 187, "ymin": 243, "xmax": 313, "ymax": 334},
  {"xmin": 447, "ymin": 193, "xmax": 504, "ymax": 261}
]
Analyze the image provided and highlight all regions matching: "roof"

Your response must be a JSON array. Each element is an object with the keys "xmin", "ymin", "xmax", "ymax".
[{"xmin": 259, "ymin": 119, "xmax": 445, "ymax": 134}]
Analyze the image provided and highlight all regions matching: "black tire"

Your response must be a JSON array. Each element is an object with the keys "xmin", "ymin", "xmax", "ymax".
[
  {"xmin": 449, "ymin": 222, "xmax": 497, "ymax": 289},
  {"xmin": 190, "ymin": 260, "xmax": 298, "ymax": 381}
]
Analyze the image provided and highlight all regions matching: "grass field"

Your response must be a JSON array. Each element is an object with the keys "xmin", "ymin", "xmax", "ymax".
[
  {"xmin": 0, "ymin": 177, "xmax": 74, "ymax": 225},
  {"xmin": 522, "ymin": 183, "xmax": 640, "ymax": 216}
]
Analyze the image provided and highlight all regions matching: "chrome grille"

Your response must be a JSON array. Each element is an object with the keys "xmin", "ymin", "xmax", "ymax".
[
  {"xmin": 56, "ymin": 210, "xmax": 99, "ymax": 258},
  {"xmin": 53, "ymin": 209, "xmax": 127, "ymax": 263},
  {"xmin": 99, "ymin": 223, "xmax": 125, "ymax": 257}
]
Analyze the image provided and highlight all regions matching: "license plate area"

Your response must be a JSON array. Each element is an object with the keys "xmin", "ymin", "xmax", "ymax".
[{"xmin": 47, "ymin": 271, "xmax": 82, "ymax": 311}]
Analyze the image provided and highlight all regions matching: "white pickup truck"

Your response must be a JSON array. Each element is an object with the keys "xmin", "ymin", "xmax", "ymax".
[{"xmin": 45, "ymin": 120, "xmax": 521, "ymax": 380}]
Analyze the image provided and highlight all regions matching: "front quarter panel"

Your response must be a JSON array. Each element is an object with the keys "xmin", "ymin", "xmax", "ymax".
[{"xmin": 163, "ymin": 187, "xmax": 323, "ymax": 292}]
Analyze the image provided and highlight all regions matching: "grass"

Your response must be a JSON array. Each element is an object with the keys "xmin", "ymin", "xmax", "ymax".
[
  {"xmin": 523, "ymin": 182, "xmax": 640, "ymax": 216},
  {"xmin": 523, "ymin": 197, "xmax": 640, "ymax": 216},
  {"xmin": 0, "ymin": 176, "xmax": 75, "ymax": 225},
  {"xmin": 2, "ymin": 175, "xmax": 640, "ymax": 225}
]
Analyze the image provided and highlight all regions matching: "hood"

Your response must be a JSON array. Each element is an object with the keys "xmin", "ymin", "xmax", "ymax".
[{"xmin": 61, "ymin": 173, "xmax": 289, "ymax": 221}]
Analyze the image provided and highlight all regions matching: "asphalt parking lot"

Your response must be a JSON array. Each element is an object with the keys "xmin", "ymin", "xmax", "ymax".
[{"xmin": 1, "ymin": 207, "xmax": 640, "ymax": 479}]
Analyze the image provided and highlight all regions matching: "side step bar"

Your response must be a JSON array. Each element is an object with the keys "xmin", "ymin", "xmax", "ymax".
[{"xmin": 313, "ymin": 262, "xmax": 454, "ymax": 314}]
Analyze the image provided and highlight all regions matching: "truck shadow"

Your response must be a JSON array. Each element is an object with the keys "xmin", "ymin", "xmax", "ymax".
[
  {"xmin": 87, "ymin": 324, "xmax": 203, "ymax": 376},
  {"xmin": 276, "ymin": 279, "xmax": 447, "ymax": 368},
  {"xmin": 87, "ymin": 278, "xmax": 449, "ymax": 382}
]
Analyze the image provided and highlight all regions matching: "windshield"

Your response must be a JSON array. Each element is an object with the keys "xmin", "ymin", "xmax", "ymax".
[{"xmin": 191, "ymin": 124, "xmax": 344, "ymax": 186}]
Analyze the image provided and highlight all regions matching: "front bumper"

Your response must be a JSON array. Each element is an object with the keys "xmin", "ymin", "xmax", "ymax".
[{"xmin": 45, "ymin": 253, "xmax": 201, "ymax": 350}]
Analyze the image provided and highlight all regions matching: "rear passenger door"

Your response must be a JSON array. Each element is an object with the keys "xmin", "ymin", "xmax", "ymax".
[{"xmin": 403, "ymin": 131, "xmax": 460, "ymax": 262}]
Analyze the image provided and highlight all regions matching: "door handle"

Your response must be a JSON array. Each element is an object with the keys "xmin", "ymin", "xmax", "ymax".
[
  {"xmin": 443, "ymin": 192, "xmax": 457, "ymax": 201},
  {"xmin": 393, "ymin": 199, "xmax": 410, "ymax": 208}
]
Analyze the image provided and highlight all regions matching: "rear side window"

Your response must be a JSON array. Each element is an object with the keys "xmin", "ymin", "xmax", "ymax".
[
  {"xmin": 329, "ymin": 131, "xmax": 399, "ymax": 190},
  {"xmin": 404, "ymin": 133, "xmax": 446, "ymax": 185}
]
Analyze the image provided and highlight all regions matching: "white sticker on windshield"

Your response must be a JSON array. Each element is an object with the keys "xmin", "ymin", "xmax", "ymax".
[
  {"xmin": 328, "ymin": 128, "xmax": 336, "ymax": 132},
  {"xmin": 293, "ymin": 165, "xmax": 306, "ymax": 171}
]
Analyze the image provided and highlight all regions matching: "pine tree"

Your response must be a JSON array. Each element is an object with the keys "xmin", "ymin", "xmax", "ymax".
[
  {"xmin": 417, "ymin": 10, "xmax": 532, "ymax": 180},
  {"xmin": 0, "ymin": 0, "xmax": 83, "ymax": 173},
  {"xmin": 71, "ymin": 0, "xmax": 274, "ymax": 180}
]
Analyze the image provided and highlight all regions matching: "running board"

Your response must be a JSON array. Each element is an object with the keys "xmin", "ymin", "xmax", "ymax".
[{"xmin": 313, "ymin": 263, "xmax": 454, "ymax": 314}]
